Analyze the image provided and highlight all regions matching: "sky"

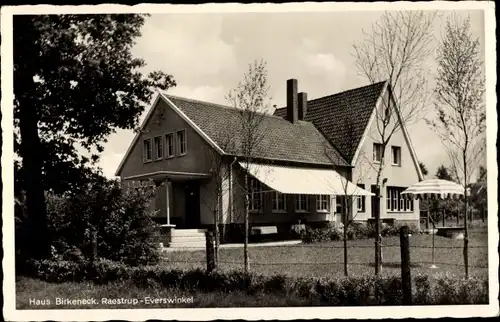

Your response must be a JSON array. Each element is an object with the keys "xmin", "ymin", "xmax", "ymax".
[{"xmin": 97, "ymin": 9, "xmax": 486, "ymax": 180}]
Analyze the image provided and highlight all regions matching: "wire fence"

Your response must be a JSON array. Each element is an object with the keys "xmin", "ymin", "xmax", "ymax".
[{"xmin": 161, "ymin": 243, "xmax": 489, "ymax": 271}]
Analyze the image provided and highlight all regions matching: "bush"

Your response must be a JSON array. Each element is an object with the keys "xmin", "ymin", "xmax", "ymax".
[
  {"xmin": 17, "ymin": 176, "xmax": 161, "ymax": 267},
  {"xmin": 301, "ymin": 225, "xmax": 342, "ymax": 243},
  {"xmin": 21, "ymin": 258, "xmax": 488, "ymax": 305}
]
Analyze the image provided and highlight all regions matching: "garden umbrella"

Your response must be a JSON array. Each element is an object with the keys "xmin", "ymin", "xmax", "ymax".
[
  {"xmin": 401, "ymin": 179, "xmax": 465, "ymax": 200},
  {"xmin": 401, "ymin": 179, "xmax": 465, "ymax": 268}
]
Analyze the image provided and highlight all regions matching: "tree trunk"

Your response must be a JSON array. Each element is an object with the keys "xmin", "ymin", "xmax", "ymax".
[
  {"xmin": 343, "ymin": 207, "xmax": 348, "ymax": 277},
  {"xmin": 374, "ymin": 185, "xmax": 382, "ymax": 274},
  {"xmin": 213, "ymin": 209, "xmax": 219, "ymax": 267},
  {"xmin": 18, "ymin": 89, "xmax": 50, "ymax": 260},
  {"xmin": 243, "ymin": 173, "xmax": 250, "ymax": 273}
]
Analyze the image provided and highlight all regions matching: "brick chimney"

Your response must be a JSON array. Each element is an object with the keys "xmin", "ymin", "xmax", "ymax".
[
  {"xmin": 286, "ymin": 79, "xmax": 298, "ymax": 124},
  {"xmin": 298, "ymin": 92, "xmax": 307, "ymax": 120}
]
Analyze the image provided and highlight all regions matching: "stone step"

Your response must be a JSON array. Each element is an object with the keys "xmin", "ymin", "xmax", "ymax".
[
  {"xmin": 171, "ymin": 229, "xmax": 207, "ymax": 237},
  {"xmin": 169, "ymin": 240, "xmax": 206, "ymax": 248},
  {"xmin": 171, "ymin": 236, "xmax": 206, "ymax": 243}
]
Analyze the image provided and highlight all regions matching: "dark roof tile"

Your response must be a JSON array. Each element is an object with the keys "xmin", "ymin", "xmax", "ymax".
[
  {"xmin": 274, "ymin": 81, "xmax": 386, "ymax": 163},
  {"xmin": 164, "ymin": 94, "xmax": 349, "ymax": 167}
]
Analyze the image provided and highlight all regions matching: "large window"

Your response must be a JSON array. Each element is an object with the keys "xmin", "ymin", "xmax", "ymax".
[
  {"xmin": 373, "ymin": 143, "xmax": 383, "ymax": 163},
  {"xmin": 391, "ymin": 146, "xmax": 401, "ymax": 166},
  {"xmin": 357, "ymin": 184, "xmax": 366, "ymax": 213},
  {"xmin": 154, "ymin": 136, "xmax": 163, "ymax": 160},
  {"xmin": 295, "ymin": 194, "xmax": 309, "ymax": 211},
  {"xmin": 272, "ymin": 191, "xmax": 287, "ymax": 212},
  {"xmin": 143, "ymin": 138, "xmax": 152, "ymax": 162},
  {"xmin": 165, "ymin": 133, "xmax": 174, "ymax": 157},
  {"xmin": 386, "ymin": 186, "xmax": 413, "ymax": 212},
  {"xmin": 177, "ymin": 130, "xmax": 187, "ymax": 155},
  {"xmin": 249, "ymin": 178, "xmax": 263, "ymax": 212},
  {"xmin": 316, "ymin": 195, "xmax": 330, "ymax": 212}
]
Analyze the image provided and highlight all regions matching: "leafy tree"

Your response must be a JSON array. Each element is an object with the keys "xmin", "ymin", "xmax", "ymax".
[
  {"xmin": 14, "ymin": 14, "xmax": 176, "ymax": 259},
  {"xmin": 427, "ymin": 16, "xmax": 486, "ymax": 278},
  {"xmin": 435, "ymin": 164, "xmax": 454, "ymax": 181},
  {"xmin": 419, "ymin": 161, "xmax": 429, "ymax": 177}
]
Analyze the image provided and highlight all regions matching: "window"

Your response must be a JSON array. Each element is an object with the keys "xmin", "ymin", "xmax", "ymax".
[
  {"xmin": 391, "ymin": 146, "xmax": 401, "ymax": 166},
  {"xmin": 249, "ymin": 178, "xmax": 263, "ymax": 212},
  {"xmin": 373, "ymin": 143, "xmax": 383, "ymax": 163},
  {"xmin": 386, "ymin": 186, "xmax": 413, "ymax": 212},
  {"xmin": 295, "ymin": 194, "xmax": 309, "ymax": 212},
  {"xmin": 357, "ymin": 184, "xmax": 366, "ymax": 213},
  {"xmin": 316, "ymin": 195, "xmax": 330, "ymax": 212},
  {"xmin": 165, "ymin": 133, "xmax": 174, "ymax": 157},
  {"xmin": 143, "ymin": 139, "xmax": 152, "ymax": 162},
  {"xmin": 153, "ymin": 136, "xmax": 163, "ymax": 160},
  {"xmin": 272, "ymin": 191, "xmax": 287, "ymax": 211},
  {"xmin": 177, "ymin": 130, "xmax": 187, "ymax": 155},
  {"xmin": 336, "ymin": 195, "xmax": 344, "ymax": 214}
]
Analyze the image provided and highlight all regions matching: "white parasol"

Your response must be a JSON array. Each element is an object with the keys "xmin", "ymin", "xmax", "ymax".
[
  {"xmin": 401, "ymin": 179, "xmax": 465, "ymax": 200},
  {"xmin": 401, "ymin": 179, "xmax": 465, "ymax": 269}
]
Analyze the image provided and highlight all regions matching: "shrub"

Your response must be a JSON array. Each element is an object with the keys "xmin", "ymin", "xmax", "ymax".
[
  {"xmin": 21, "ymin": 259, "xmax": 489, "ymax": 305},
  {"xmin": 301, "ymin": 225, "xmax": 342, "ymax": 243},
  {"xmin": 17, "ymin": 176, "xmax": 161, "ymax": 267}
]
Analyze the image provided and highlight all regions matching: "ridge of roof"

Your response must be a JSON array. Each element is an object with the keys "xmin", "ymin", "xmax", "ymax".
[
  {"xmin": 274, "ymin": 80, "xmax": 388, "ymax": 112},
  {"xmin": 162, "ymin": 92, "xmax": 288, "ymax": 121}
]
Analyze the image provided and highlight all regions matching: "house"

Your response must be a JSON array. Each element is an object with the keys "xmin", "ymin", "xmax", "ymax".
[{"xmin": 115, "ymin": 79, "xmax": 423, "ymax": 246}]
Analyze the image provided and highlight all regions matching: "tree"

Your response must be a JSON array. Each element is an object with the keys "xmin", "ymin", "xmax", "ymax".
[
  {"xmin": 14, "ymin": 15, "xmax": 176, "ymax": 259},
  {"xmin": 353, "ymin": 11, "xmax": 437, "ymax": 274},
  {"xmin": 427, "ymin": 16, "xmax": 486, "ymax": 278},
  {"xmin": 435, "ymin": 164, "xmax": 454, "ymax": 181},
  {"xmin": 200, "ymin": 135, "xmax": 237, "ymax": 266},
  {"xmin": 323, "ymin": 97, "xmax": 372, "ymax": 277},
  {"xmin": 226, "ymin": 59, "xmax": 270, "ymax": 273},
  {"xmin": 419, "ymin": 161, "xmax": 429, "ymax": 177}
]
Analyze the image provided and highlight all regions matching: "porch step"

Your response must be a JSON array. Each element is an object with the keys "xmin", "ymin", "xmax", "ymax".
[
  {"xmin": 169, "ymin": 240, "xmax": 206, "ymax": 248},
  {"xmin": 171, "ymin": 229, "xmax": 207, "ymax": 237}
]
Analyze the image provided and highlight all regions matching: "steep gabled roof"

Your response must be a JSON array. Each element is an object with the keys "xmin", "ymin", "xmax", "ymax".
[
  {"xmin": 274, "ymin": 81, "xmax": 387, "ymax": 163},
  {"xmin": 163, "ymin": 94, "xmax": 349, "ymax": 167}
]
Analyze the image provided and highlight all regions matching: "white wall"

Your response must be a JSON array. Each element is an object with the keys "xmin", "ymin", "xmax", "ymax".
[{"xmin": 351, "ymin": 90, "xmax": 421, "ymax": 222}]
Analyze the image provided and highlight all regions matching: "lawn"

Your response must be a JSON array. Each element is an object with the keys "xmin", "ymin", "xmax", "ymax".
[
  {"xmin": 163, "ymin": 229, "xmax": 489, "ymax": 278},
  {"xmin": 15, "ymin": 229, "xmax": 488, "ymax": 309}
]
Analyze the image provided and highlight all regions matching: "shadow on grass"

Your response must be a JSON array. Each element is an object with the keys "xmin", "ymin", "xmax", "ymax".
[{"xmin": 366, "ymin": 262, "xmax": 423, "ymax": 269}]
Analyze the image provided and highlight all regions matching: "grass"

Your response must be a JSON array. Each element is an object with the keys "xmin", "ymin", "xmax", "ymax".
[
  {"xmin": 15, "ymin": 228, "xmax": 489, "ymax": 309},
  {"xmin": 16, "ymin": 276, "xmax": 319, "ymax": 309},
  {"xmin": 163, "ymin": 229, "xmax": 488, "ymax": 278}
]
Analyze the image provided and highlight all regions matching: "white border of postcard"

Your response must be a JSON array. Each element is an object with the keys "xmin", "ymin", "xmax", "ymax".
[{"xmin": 2, "ymin": 1, "xmax": 498, "ymax": 321}]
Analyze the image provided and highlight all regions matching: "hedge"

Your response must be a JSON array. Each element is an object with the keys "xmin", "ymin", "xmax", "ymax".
[
  {"xmin": 301, "ymin": 222, "xmax": 421, "ymax": 244},
  {"xmin": 19, "ymin": 258, "xmax": 488, "ymax": 305}
]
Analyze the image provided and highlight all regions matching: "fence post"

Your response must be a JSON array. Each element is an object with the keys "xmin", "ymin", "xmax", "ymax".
[
  {"xmin": 205, "ymin": 231, "xmax": 216, "ymax": 273},
  {"xmin": 400, "ymin": 225, "xmax": 412, "ymax": 305}
]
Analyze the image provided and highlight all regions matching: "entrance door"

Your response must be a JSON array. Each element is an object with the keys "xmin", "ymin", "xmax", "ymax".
[{"xmin": 184, "ymin": 182, "xmax": 201, "ymax": 228}]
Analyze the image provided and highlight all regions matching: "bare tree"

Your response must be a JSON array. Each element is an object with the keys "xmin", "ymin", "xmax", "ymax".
[
  {"xmin": 200, "ymin": 135, "xmax": 236, "ymax": 266},
  {"xmin": 426, "ymin": 16, "xmax": 486, "ymax": 278},
  {"xmin": 226, "ymin": 59, "xmax": 271, "ymax": 273},
  {"xmin": 324, "ymin": 100, "xmax": 372, "ymax": 277},
  {"xmin": 353, "ymin": 11, "xmax": 437, "ymax": 274}
]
